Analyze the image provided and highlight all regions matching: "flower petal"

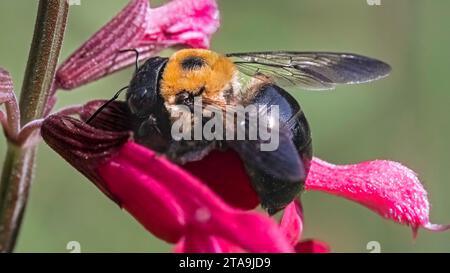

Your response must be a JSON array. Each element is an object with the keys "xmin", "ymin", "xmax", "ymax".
[
  {"xmin": 295, "ymin": 239, "xmax": 330, "ymax": 253},
  {"xmin": 55, "ymin": 0, "xmax": 220, "ymax": 90},
  {"xmin": 144, "ymin": 0, "xmax": 220, "ymax": 49},
  {"xmin": 305, "ymin": 157, "xmax": 450, "ymax": 235},
  {"xmin": 184, "ymin": 150, "xmax": 260, "ymax": 210},
  {"xmin": 280, "ymin": 200, "xmax": 303, "ymax": 246},
  {"xmin": 41, "ymin": 115, "xmax": 130, "ymax": 203},
  {"xmin": 99, "ymin": 150, "xmax": 187, "ymax": 242}
]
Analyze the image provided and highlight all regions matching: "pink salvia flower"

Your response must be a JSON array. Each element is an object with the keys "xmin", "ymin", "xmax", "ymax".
[{"xmin": 55, "ymin": 0, "xmax": 219, "ymax": 90}]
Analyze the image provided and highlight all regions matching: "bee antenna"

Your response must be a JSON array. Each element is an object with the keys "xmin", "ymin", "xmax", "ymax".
[
  {"xmin": 86, "ymin": 86, "xmax": 129, "ymax": 124},
  {"xmin": 119, "ymin": 48, "xmax": 140, "ymax": 73}
]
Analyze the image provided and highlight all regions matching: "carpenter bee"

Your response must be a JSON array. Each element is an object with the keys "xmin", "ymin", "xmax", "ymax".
[{"xmin": 90, "ymin": 49, "xmax": 391, "ymax": 214}]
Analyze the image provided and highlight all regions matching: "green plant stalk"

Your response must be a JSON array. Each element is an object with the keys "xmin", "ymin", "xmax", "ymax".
[{"xmin": 0, "ymin": 0, "xmax": 68, "ymax": 252}]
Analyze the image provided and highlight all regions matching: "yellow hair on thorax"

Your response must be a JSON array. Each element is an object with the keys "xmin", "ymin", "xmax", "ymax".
[{"xmin": 160, "ymin": 49, "xmax": 236, "ymax": 102}]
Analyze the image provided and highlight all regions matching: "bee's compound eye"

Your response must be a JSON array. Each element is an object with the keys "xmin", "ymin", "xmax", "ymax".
[{"xmin": 175, "ymin": 91, "xmax": 193, "ymax": 106}]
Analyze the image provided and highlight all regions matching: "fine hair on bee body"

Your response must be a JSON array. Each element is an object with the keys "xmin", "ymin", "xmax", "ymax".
[{"xmin": 89, "ymin": 48, "xmax": 391, "ymax": 214}]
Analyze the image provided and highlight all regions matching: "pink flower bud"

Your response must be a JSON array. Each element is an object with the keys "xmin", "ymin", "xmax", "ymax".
[{"xmin": 55, "ymin": 0, "xmax": 219, "ymax": 90}]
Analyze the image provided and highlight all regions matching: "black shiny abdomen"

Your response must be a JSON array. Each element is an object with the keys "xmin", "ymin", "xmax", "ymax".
[{"xmin": 245, "ymin": 84, "xmax": 312, "ymax": 214}]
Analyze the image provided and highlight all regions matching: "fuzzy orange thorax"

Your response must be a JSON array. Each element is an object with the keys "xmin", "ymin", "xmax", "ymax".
[{"xmin": 160, "ymin": 49, "xmax": 236, "ymax": 102}]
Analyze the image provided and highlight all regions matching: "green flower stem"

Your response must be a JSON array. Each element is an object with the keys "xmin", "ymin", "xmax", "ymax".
[{"xmin": 0, "ymin": 0, "xmax": 68, "ymax": 252}]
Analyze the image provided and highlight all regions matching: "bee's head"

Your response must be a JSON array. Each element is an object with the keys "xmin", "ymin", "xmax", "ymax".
[{"xmin": 160, "ymin": 49, "xmax": 237, "ymax": 109}]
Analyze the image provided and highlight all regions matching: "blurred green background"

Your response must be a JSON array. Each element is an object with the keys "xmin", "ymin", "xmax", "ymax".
[{"xmin": 0, "ymin": 0, "xmax": 449, "ymax": 252}]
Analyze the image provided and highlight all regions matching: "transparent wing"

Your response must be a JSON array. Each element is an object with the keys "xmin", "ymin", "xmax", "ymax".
[{"xmin": 226, "ymin": 51, "xmax": 391, "ymax": 91}]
